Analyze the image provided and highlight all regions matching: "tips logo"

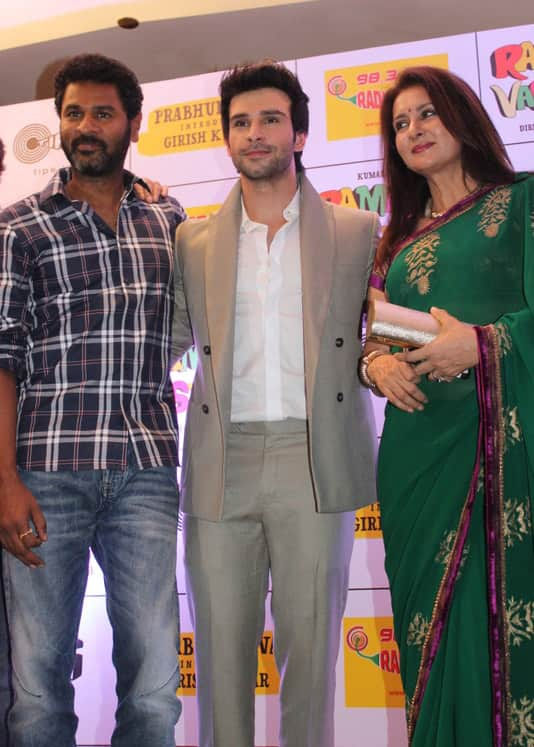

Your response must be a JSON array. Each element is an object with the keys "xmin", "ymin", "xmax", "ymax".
[
  {"xmin": 344, "ymin": 617, "xmax": 404, "ymax": 708},
  {"xmin": 13, "ymin": 124, "xmax": 61, "ymax": 164}
]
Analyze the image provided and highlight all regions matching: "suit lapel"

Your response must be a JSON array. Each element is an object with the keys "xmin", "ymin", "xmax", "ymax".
[
  {"xmin": 300, "ymin": 176, "xmax": 335, "ymax": 409},
  {"xmin": 204, "ymin": 181, "xmax": 242, "ymax": 423},
  {"xmin": 203, "ymin": 177, "xmax": 335, "ymax": 423}
]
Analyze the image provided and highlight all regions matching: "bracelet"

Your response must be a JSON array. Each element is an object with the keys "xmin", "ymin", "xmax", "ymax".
[{"xmin": 358, "ymin": 349, "xmax": 387, "ymax": 392}]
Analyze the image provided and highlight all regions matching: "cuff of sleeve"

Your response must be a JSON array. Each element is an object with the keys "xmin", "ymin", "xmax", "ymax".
[{"xmin": 369, "ymin": 272, "xmax": 385, "ymax": 291}]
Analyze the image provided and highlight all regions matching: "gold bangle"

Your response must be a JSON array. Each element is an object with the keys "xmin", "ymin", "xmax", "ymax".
[{"xmin": 358, "ymin": 349, "xmax": 387, "ymax": 392}]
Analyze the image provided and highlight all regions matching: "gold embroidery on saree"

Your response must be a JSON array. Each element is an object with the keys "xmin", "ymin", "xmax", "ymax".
[
  {"xmin": 434, "ymin": 529, "xmax": 469, "ymax": 572},
  {"xmin": 503, "ymin": 407, "xmax": 522, "ymax": 451},
  {"xmin": 510, "ymin": 696, "xmax": 534, "ymax": 746},
  {"xmin": 406, "ymin": 493, "xmax": 473, "ymax": 741},
  {"xmin": 506, "ymin": 598, "xmax": 534, "ymax": 647},
  {"xmin": 504, "ymin": 498, "xmax": 531, "ymax": 547},
  {"xmin": 477, "ymin": 186, "xmax": 512, "ymax": 238},
  {"xmin": 407, "ymin": 613, "xmax": 430, "ymax": 650},
  {"xmin": 404, "ymin": 232, "xmax": 440, "ymax": 295},
  {"xmin": 495, "ymin": 322, "xmax": 513, "ymax": 357}
]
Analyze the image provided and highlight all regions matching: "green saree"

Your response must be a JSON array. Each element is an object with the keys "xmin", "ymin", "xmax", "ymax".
[{"xmin": 373, "ymin": 174, "xmax": 534, "ymax": 746}]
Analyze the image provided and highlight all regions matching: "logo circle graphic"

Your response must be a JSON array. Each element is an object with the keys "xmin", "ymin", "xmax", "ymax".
[
  {"xmin": 346, "ymin": 626, "xmax": 368, "ymax": 652},
  {"xmin": 327, "ymin": 75, "xmax": 347, "ymax": 96},
  {"xmin": 13, "ymin": 124, "xmax": 52, "ymax": 164}
]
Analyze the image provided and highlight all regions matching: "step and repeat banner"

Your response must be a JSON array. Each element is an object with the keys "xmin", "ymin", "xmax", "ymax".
[{"xmin": 0, "ymin": 22, "xmax": 532, "ymax": 747}]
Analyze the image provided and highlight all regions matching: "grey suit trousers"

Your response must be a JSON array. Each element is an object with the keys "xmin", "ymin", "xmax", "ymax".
[{"xmin": 183, "ymin": 419, "xmax": 354, "ymax": 747}]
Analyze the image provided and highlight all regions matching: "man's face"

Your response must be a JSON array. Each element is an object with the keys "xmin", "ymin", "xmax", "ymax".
[
  {"xmin": 225, "ymin": 87, "xmax": 306, "ymax": 182},
  {"xmin": 60, "ymin": 81, "xmax": 141, "ymax": 177}
]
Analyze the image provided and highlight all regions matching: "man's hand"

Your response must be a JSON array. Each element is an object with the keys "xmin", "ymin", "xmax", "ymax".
[
  {"xmin": 134, "ymin": 179, "xmax": 169, "ymax": 203},
  {"xmin": 0, "ymin": 471, "xmax": 47, "ymax": 567}
]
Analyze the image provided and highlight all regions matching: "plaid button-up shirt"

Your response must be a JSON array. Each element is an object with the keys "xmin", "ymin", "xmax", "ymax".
[{"xmin": 0, "ymin": 168, "xmax": 186, "ymax": 471}]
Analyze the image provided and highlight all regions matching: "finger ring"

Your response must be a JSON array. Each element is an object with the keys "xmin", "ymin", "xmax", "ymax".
[{"xmin": 19, "ymin": 529, "xmax": 33, "ymax": 540}]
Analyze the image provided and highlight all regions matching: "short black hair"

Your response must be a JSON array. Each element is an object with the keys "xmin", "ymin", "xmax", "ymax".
[
  {"xmin": 219, "ymin": 59, "xmax": 309, "ymax": 172},
  {"xmin": 0, "ymin": 138, "xmax": 4, "ymax": 174},
  {"xmin": 54, "ymin": 53, "xmax": 143, "ymax": 120}
]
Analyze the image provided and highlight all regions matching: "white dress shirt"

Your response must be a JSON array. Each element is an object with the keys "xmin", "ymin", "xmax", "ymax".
[{"xmin": 230, "ymin": 189, "xmax": 306, "ymax": 422}]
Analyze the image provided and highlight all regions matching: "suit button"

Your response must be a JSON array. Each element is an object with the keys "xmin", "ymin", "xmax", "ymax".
[
  {"xmin": 201, "ymin": 404, "xmax": 209, "ymax": 414},
  {"xmin": 335, "ymin": 337, "xmax": 344, "ymax": 347},
  {"xmin": 337, "ymin": 392, "xmax": 344, "ymax": 402},
  {"xmin": 203, "ymin": 345, "xmax": 211, "ymax": 355}
]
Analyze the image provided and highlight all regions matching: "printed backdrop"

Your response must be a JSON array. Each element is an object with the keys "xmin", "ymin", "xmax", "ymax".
[{"xmin": 0, "ymin": 22, "xmax": 532, "ymax": 747}]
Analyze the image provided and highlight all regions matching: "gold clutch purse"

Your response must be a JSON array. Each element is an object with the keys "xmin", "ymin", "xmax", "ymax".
[{"xmin": 366, "ymin": 299, "xmax": 439, "ymax": 348}]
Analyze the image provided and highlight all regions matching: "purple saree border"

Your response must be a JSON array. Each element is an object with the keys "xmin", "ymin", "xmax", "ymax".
[
  {"xmin": 369, "ymin": 272, "xmax": 385, "ymax": 291},
  {"xmin": 475, "ymin": 325, "xmax": 509, "ymax": 747},
  {"xmin": 407, "ymin": 404, "xmax": 483, "ymax": 742},
  {"xmin": 408, "ymin": 326, "xmax": 509, "ymax": 745}
]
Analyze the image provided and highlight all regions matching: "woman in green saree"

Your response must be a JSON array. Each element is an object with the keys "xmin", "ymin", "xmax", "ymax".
[{"xmin": 360, "ymin": 66, "xmax": 533, "ymax": 746}]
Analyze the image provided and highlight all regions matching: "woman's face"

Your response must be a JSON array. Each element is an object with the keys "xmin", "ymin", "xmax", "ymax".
[{"xmin": 392, "ymin": 85, "xmax": 462, "ymax": 178}]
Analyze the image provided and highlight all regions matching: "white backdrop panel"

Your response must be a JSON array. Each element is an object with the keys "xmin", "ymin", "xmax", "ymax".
[{"xmin": 168, "ymin": 177, "xmax": 237, "ymax": 215}]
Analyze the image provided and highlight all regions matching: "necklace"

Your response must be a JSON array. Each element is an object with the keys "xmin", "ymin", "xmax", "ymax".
[
  {"xmin": 424, "ymin": 183, "xmax": 481, "ymax": 220},
  {"xmin": 423, "ymin": 200, "xmax": 443, "ymax": 219}
]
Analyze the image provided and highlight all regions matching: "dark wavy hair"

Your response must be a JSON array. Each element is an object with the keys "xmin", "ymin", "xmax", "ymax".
[
  {"xmin": 54, "ymin": 53, "xmax": 143, "ymax": 120},
  {"xmin": 377, "ymin": 65, "xmax": 514, "ymax": 268},
  {"xmin": 219, "ymin": 59, "xmax": 309, "ymax": 172}
]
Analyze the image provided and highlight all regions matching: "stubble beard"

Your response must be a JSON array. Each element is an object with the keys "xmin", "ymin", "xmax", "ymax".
[
  {"xmin": 233, "ymin": 148, "xmax": 294, "ymax": 182},
  {"xmin": 61, "ymin": 125, "xmax": 131, "ymax": 178}
]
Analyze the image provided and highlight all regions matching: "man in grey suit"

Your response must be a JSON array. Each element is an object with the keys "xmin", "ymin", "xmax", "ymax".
[{"xmin": 172, "ymin": 60, "xmax": 379, "ymax": 747}]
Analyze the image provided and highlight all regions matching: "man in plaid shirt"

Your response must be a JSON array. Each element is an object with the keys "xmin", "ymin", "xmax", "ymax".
[
  {"xmin": 0, "ymin": 136, "xmax": 10, "ymax": 747},
  {"xmin": 0, "ymin": 54, "xmax": 186, "ymax": 746}
]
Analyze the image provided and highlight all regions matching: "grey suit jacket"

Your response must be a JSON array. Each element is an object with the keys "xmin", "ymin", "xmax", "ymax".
[{"xmin": 172, "ymin": 175, "xmax": 379, "ymax": 521}]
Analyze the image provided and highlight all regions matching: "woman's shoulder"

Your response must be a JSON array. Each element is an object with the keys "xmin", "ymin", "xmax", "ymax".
[
  {"xmin": 508, "ymin": 172, "xmax": 534, "ymax": 206},
  {"xmin": 476, "ymin": 173, "xmax": 533, "ymax": 209},
  {"xmin": 511, "ymin": 171, "xmax": 534, "ymax": 191}
]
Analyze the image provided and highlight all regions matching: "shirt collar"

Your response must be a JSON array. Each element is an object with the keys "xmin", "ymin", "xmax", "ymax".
[
  {"xmin": 38, "ymin": 167, "xmax": 143, "ymax": 211},
  {"xmin": 240, "ymin": 184, "xmax": 301, "ymax": 233}
]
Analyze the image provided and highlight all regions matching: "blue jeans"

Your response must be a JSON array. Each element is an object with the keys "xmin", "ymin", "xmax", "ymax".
[
  {"xmin": 2, "ymin": 458, "xmax": 181, "ymax": 747},
  {"xmin": 0, "ymin": 554, "xmax": 10, "ymax": 747}
]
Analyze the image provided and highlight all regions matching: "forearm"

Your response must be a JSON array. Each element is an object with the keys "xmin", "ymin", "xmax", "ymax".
[
  {"xmin": 0, "ymin": 368, "xmax": 47, "ymax": 566},
  {"xmin": 0, "ymin": 368, "xmax": 18, "ymax": 479},
  {"xmin": 172, "ymin": 237, "xmax": 193, "ymax": 358},
  {"xmin": 362, "ymin": 287, "xmax": 392, "ymax": 357}
]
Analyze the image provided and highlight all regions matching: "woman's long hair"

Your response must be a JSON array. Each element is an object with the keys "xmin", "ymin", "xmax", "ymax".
[{"xmin": 377, "ymin": 66, "xmax": 514, "ymax": 268}]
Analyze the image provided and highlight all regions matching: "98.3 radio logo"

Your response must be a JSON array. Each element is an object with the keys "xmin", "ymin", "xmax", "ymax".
[
  {"xmin": 343, "ymin": 616, "xmax": 404, "ymax": 708},
  {"xmin": 346, "ymin": 623, "xmax": 400, "ymax": 674},
  {"xmin": 13, "ymin": 124, "xmax": 61, "ymax": 164}
]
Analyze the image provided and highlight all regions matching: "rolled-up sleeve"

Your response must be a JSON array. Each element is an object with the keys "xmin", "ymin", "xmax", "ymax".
[{"xmin": 0, "ymin": 222, "xmax": 31, "ymax": 378}]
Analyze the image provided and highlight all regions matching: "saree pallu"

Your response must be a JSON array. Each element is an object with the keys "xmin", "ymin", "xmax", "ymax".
[{"xmin": 376, "ymin": 175, "xmax": 534, "ymax": 746}]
